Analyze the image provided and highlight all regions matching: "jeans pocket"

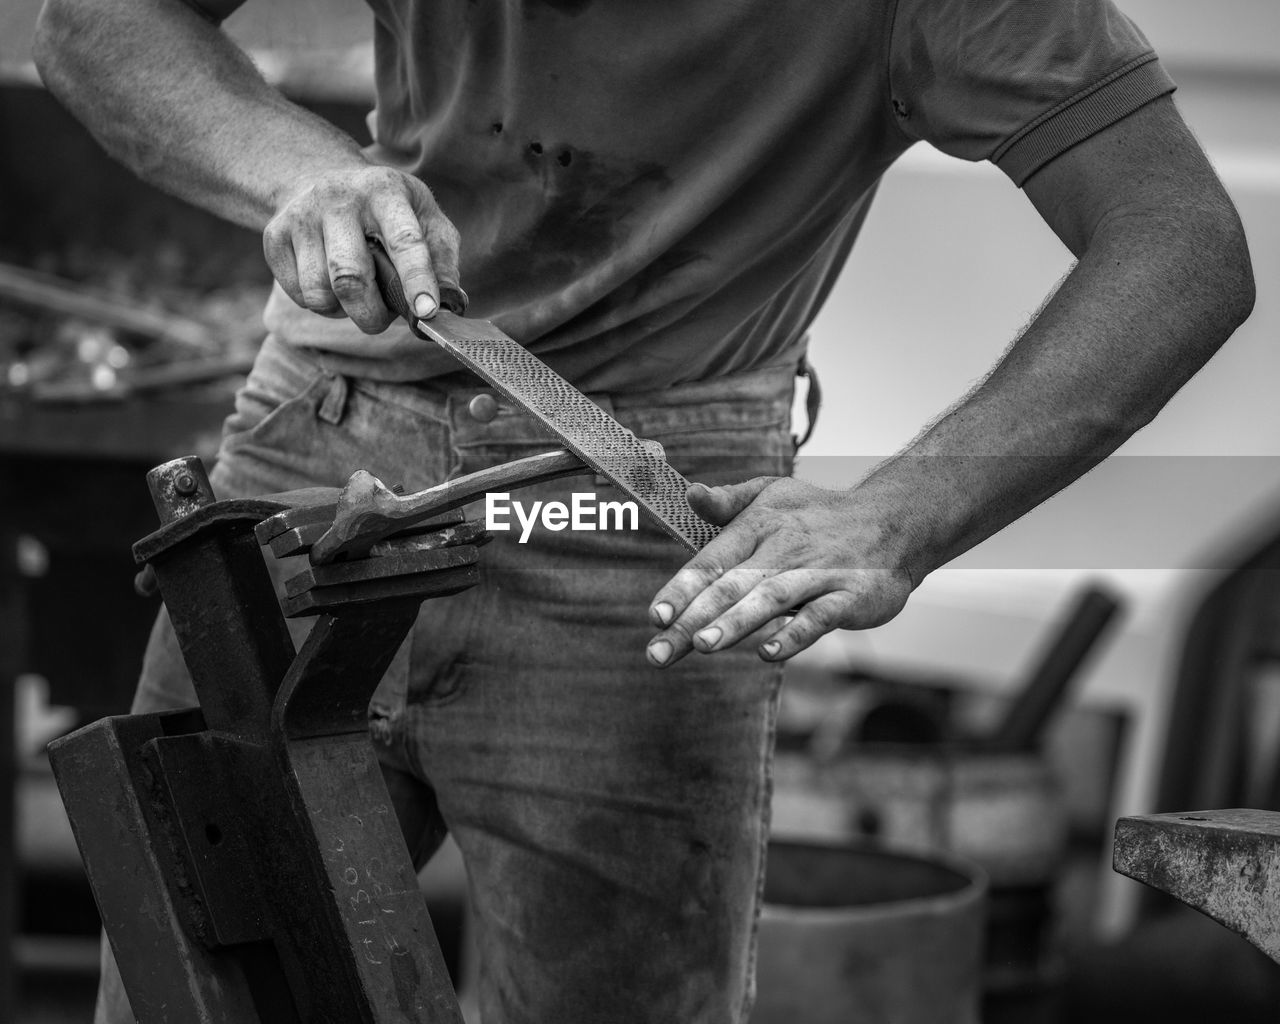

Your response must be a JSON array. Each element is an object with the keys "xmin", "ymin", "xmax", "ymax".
[{"xmin": 221, "ymin": 371, "xmax": 329, "ymax": 451}]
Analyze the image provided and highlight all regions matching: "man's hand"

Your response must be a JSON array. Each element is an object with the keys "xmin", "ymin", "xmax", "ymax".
[
  {"xmin": 645, "ymin": 477, "xmax": 913, "ymax": 667},
  {"xmin": 264, "ymin": 166, "xmax": 462, "ymax": 334}
]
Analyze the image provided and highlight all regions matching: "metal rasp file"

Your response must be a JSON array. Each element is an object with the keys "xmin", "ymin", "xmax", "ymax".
[{"xmin": 371, "ymin": 244, "xmax": 719, "ymax": 552}]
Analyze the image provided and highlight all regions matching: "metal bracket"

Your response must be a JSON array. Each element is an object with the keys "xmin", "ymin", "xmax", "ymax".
[{"xmin": 50, "ymin": 455, "xmax": 475, "ymax": 1023}]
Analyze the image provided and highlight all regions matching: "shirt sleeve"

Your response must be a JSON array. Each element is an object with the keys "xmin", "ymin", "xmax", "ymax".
[{"xmin": 887, "ymin": 0, "xmax": 1176, "ymax": 185}]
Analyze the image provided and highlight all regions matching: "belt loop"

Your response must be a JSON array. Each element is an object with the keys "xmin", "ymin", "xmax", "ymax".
[
  {"xmin": 317, "ymin": 373, "xmax": 350, "ymax": 425},
  {"xmin": 793, "ymin": 356, "xmax": 822, "ymax": 452}
]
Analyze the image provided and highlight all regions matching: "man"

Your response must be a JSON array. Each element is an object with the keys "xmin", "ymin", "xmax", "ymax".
[{"xmin": 34, "ymin": 0, "xmax": 1253, "ymax": 1021}]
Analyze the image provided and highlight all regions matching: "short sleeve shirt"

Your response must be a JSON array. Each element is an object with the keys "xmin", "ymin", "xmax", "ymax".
[{"xmin": 264, "ymin": 0, "xmax": 1174, "ymax": 393}]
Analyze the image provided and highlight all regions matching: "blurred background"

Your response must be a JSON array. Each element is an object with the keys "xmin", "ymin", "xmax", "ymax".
[{"xmin": 0, "ymin": 1, "xmax": 1276, "ymax": 1022}]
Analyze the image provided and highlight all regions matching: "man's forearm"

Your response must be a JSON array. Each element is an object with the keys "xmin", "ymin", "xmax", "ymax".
[
  {"xmin": 33, "ymin": 0, "xmax": 367, "ymax": 230},
  {"xmin": 860, "ymin": 196, "xmax": 1256, "ymax": 586},
  {"xmin": 643, "ymin": 98, "xmax": 1253, "ymax": 666},
  {"xmin": 642, "ymin": 190, "xmax": 1253, "ymax": 669},
  {"xmin": 36, "ymin": 0, "xmax": 462, "ymax": 332}
]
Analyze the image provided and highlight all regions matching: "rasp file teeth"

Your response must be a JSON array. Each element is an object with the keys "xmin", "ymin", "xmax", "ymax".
[{"xmin": 420, "ymin": 312, "xmax": 719, "ymax": 552}]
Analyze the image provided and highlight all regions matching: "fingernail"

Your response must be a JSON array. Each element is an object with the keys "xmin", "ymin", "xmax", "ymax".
[
  {"xmin": 647, "ymin": 639, "xmax": 672, "ymax": 666},
  {"xmin": 414, "ymin": 294, "xmax": 437, "ymax": 319},
  {"xmin": 652, "ymin": 602, "xmax": 674, "ymax": 626},
  {"xmin": 760, "ymin": 640, "xmax": 781, "ymax": 659},
  {"xmin": 695, "ymin": 626, "xmax": 722, "ymax": 650},
  {"xmin": 441, "ymin": 285, "xmax": 469, "ymax": 315}
]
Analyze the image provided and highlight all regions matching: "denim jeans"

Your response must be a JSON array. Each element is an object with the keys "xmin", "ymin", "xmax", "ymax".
[{"xmin": 96, "ymin": 335, "xmax": 795, "ymax": 1024}]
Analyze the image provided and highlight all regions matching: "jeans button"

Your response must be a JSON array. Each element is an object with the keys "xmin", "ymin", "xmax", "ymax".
[{"xmin": 468, "ymin": 393, "xmax": 499, "ymax": 423}]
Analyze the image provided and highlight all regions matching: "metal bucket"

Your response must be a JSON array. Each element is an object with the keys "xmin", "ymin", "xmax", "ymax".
[
  {"xmin": 753, "ymin": 839, "xmax": 987, "ymax": 1024},
  {"xmin": 828, "ymin": 747, "xmax": 1068, "ymax": 1023},
  {"xmin": 773, "ymin": 744, "xmax": 1070, "ymax": 1022}
]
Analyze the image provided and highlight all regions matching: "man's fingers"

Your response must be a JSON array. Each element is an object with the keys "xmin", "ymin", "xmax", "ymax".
[
  {"xmin": 688, "ymin": 477, "xmax": 777, "ymax": 527},
  {"xmin": 648, "ymin": 563, "xmax": 776, "ymax": 665},
  {"xmin": 370, "ymin": 190, "xmax": 439, "ymax": 320},
  {"xmin": 689, "ymin": 569, "xmax": 815, "ymax": 653},
  {"xmin": 426, "ymin": 214, "xmax": 464, "ymax": 314},
  {"xmin": 323, "ymin": 208, "xmax": 390, "ymax": 332},
  {"xmin": 648, "ymin": 527, "xmax": 760, "ymax": 631},
  {"xmin": 646, "ymin": 476, "xmax": 781, "ymax": 634},
  {"xmin": 292, "ymin": 222, "xmax": 342, "ymax": 317},
  {"xmin": 262, "ymin": 217, "xmax": 303, "ymax": 308},
  {"xmin": 757, "ymin": 593, "xmax": 853, "ymax": 662}
]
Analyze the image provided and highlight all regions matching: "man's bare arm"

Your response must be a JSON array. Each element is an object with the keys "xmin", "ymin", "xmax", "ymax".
[
  {"xmin": 645, "ymin": 96, "xmax": 1255, "ymax": 666},
  {"xmin": 33, "ymin": 0, "xmax": 458, "ymax": 330}
]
